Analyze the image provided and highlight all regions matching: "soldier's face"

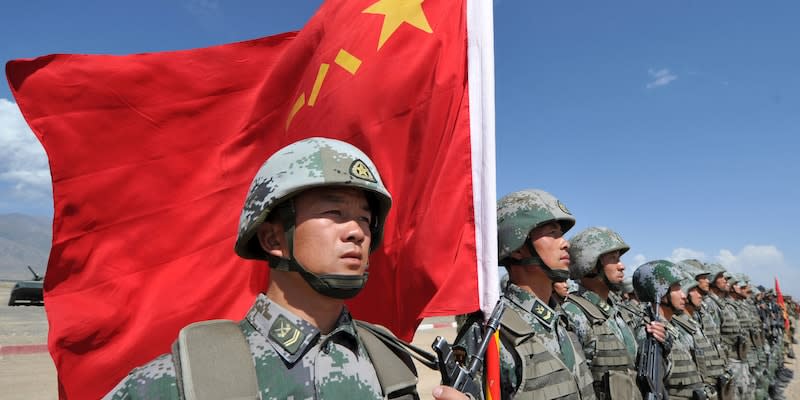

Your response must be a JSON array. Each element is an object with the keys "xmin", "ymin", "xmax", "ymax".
[
  {"xmin": 291, "ymin": 187, "xmax": 373, "ymax": 276},
  {"xmin": 696, "ymin": 275, "xmax": 710, "ymax": 292},
  {"xmin": 599, "ymin": 250, "xmax": 625, "ymax": 284},
  {"xmin": 553, "ymin": 281, "xmax": 569, "ymax": 298},
  {"xmin": 529, "ymin": 222, "xmax": 570, "ymax": 270},
  {"xmin": 666, "ymin": 284, "xmax": 686, "ymax": 311},
  {"xmin": 714, "ymin": 275, "xmax": 728, "ymax": 292},
  {"xmin": 688, "ymin": 287, "xmax": 703, "ymax": 308}
]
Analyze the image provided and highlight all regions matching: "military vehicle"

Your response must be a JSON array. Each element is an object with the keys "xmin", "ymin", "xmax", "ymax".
[{"xmin": 8, "ymin": 265, "xmax": 44, "ymax": 306}]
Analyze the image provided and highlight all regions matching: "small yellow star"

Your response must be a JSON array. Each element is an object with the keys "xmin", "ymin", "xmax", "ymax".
[{"xmin": 363, "ymin": 0, "xmax": 433, "ymax": 50}]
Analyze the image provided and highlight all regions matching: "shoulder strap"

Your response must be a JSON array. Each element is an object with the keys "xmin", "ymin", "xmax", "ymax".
[
  {"xmin": 171, "ymin": 319, "xmax": 258, "ymax": 400},
  {"xmin": 566, "ymin": 295, "xmax": 607, "ymax": 323},
  {"xmin": 355, "ymin": 321, "xmax": 420, "ymax": 400},
  {"xmin": 499, "ymin": 307, "xmax": 535, "ymax": 345}
]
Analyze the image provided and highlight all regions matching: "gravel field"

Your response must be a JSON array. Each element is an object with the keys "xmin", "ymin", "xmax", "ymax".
[{"xmin": 2, "ymin": 279, "xmax": 798, "ymax": 400}]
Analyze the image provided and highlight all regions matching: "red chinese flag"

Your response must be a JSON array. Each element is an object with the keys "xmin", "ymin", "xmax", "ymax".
[
  {"xmin": 485, "ymin": 330, "xmax": 502, "ymax": 400},
  {"xmin": 7, "ymin": 0, "xmax": 497, "ymax": 398},
  {"xmin": 776, "ymin": 277, "xmax": 789, "ymax": 330}
]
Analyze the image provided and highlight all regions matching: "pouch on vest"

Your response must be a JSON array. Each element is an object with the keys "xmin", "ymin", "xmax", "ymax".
[{"xmin": 604, "ymin": 370, "xmax": 639, "ymax": 400}]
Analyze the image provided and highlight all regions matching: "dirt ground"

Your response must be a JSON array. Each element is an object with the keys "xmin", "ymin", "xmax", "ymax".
[{"xmin": 2, "ymin": 279, "xmax": 799, "ymax": 400}]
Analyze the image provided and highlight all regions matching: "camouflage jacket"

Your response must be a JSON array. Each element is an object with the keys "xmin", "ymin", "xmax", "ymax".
[
  {"xmin": 457, "ymin": 283, "xmax": 596, "ymax": 400},
  {"xmin": 104, "ymin": 294, "xmax": 395, "ymax": 400},
  {"xmin": 562, "ymin": 286, "xmax": 638, "ymax": 366}
]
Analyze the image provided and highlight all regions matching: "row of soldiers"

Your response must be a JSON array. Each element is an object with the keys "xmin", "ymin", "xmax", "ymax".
[
  {"xmin": 104, "ymin": 137, "xmax": 794, "ymax": 400},
  {"xmin": 456, "ymin": 189, "xmax": 796, "ymax": 400}
]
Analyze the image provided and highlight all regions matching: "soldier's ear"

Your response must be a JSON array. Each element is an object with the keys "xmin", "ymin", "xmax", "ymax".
[{"xmin": 257, "ymin": 221, "xmax": 286, "ymax": 258}]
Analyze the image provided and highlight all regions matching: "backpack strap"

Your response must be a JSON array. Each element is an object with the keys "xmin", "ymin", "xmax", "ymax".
[
  {"xmin": 355, "ymin": 320, "xmax": 420, "ymax": 400},
  {"xmin": 171, "ymin": 320, "xmax": 258, "ymax": 400}
]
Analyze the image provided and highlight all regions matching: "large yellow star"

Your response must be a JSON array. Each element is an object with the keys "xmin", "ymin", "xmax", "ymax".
[{"xmin": 363, "ymin": 0, "xmax": 433, "ymax": 50}]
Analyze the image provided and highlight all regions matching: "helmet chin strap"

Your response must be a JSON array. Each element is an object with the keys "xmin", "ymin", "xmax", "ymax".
[
  {"xmin": 267, "ymin": 202, "xmax": 368, "ymax": 300},
  {"xmin": 509, "ymin": 240, "xmax": 570, "ymax": 283},
  {"xmin": 594, "ymin": 263, "xmax": 622, "ymax": 292},
  {"xmin": 661, "ymin": 296, "xmax": 682, "ymax": 314}
]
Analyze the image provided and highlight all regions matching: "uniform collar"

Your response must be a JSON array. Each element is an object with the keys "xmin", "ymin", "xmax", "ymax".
[
  {"xmin": 576, "ymin": 285, "xmax": 614, "ymax": 316},
  {"xmin": 505, "ymin": 283, "xmax": 558, "ymax": 328},
  {"xmin": 246, "ymin": 294, "xmax": 358, "ymax": 364}
]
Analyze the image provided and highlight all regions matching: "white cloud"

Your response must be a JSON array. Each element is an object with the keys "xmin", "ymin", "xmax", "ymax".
[
  {"xmin": 646, "ymin": 68, "xmax": 677, "ymax": 89},
  {"xmin": 0, "ymin": 99, "xmax": 52, "ymax": 204},
  {"xmin": 714, "ymin": 245, "xmax": 799, "ymax": 296},
  {"xmin": 627, "ymin": 253, "xmax": 647, "ymax": 269},
  {"xmin": 667, "ymin": 247, "xmax": 706, "ymax": 263}
]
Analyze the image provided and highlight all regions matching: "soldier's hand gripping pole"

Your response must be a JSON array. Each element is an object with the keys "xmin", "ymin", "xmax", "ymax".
[
  {"xmin": 432, "ymin": 300, "xmax": 505, "ymax": 398},
  {"xmin": 636, "ymin": 302, "xmax": 664, "ymax": 400}
]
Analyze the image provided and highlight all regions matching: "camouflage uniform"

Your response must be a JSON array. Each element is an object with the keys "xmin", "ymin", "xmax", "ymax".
[
  {"xmin": 457, "ymin": 189, "xmax": 596, "ymax": 400},
  {"xmin": 105, "ymin": 138, "xmax": 417, "ymax": 400},
  {"xmin": 729, "ymin": 275, "xmax": 766, "ymax": 400},
  {"xmin": 561, "ymin": 227, "xmax": 640, "ymax": 400},
  {"xmin": 105, "ymin": 295, "xmax": 390, "ymax": 400},
  {"xmin": 674, "ymin": 262, "xmax": 732, "ymax": 399},
  {"xmin": 704, "ymin": 266, "xmax": 753, "ymax": 400},
  {"xmin": 632, "ymin": 260, "xmax": 705, "ymax": 400}
]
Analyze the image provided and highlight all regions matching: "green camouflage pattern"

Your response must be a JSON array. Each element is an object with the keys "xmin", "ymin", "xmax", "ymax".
[
  {"xmin": 704, "ymin": 263, "xmax": 726, "ymax": 281},
  {"xmin": 496, "ymin": 189, "xmax": 575, "ymax": 262},
  {"xmin": 562, "ymin": 285, "xmax": 638, "ymax": 367},
  {"xmin": 675, "ymin": 268, "xmax": 699, "ymax": 294},
  {"xmin": 103, "ymin": 294, "xmax": 386, "ymax": 400},
  {"xmin": 632, "ymin": 260, "xmax": 683, "ymax": 303},
  {"xmin": 235, "ymin": 137, "xmax": 392, "ymax": 260},
  {"xmin": 679, "ymin": 259, "xmax": 708, "ymax": 276},
  {"xmin": 675, "ymin": 260, "xmax": 709, "ymax": 281},
  {"xmin": 468, "ymin": 283, "xmax": 596, "ymax": 399},
  {"xmin": 568, "ymin": 227, "xmax": 630, "ymax": 280}
]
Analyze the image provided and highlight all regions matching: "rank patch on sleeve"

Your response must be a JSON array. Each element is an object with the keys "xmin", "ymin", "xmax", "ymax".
[
  {"xmin": 269, "ymin": 315, "xmax": 306, "ymax": 355},
  {"xmin": 350, "ymin": 159, "xmax": 377, "ymax": 182}
]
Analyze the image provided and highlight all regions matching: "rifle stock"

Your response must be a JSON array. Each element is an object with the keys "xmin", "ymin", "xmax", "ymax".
[
  {"xmin": 636, "ymin": 302, "xmax": 664, "ymax": 400},
  {"xmin": 432, "ymin": 300, "xmax": 505, "ymax": 397}
]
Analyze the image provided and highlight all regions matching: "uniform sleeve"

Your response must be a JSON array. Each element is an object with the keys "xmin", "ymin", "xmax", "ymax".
[
  {"xmin": 102, "ymin": 353, "xmax": 181, "ymax": 400},
  {"xmin": 561, "ymin": 302, "xmax": 597, "ymax": 363}
]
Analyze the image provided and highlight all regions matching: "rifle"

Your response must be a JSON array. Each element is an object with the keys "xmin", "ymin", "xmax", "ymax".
[
  {"xmin": 636, "ymin": 302, "xmax": 664, "ymax": 400},
  {"xmin": 432, "ymin": 300, "xmax": 505, "ymax": 398}
]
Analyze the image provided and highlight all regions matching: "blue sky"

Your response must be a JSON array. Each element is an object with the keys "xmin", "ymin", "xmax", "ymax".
[{"xmin": 1, "ymin": 1, "xmax": 798, "ymax": 296}]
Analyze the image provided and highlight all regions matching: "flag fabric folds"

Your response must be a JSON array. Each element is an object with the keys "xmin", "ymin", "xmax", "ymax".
[
  {"xmin": 6, "ymin": 0, "xmax": 496, "ymax": 398},
  {"xmin": 484, "ymin": 330, "xmax": 502, "ymax": 400},
  {"xmin": 776, "ymin": 277, "xmax": 789, "ymax": 331}
]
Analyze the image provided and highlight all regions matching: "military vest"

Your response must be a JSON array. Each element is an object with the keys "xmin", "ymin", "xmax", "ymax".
[
  {"xmin": 672, "ymin": 314, "xmax": 726, "ymax": 386},
  {"xmin": 172, "ymin": 320, "xmax": 418, "ymax": 400},
  {"xmin": 566, "ymin": 295, "xmax": 640, "ymax": 400},
  {"xmin": 731, "ymin": 300, "xmax": 760, "ymax": 368},
  {"xmin": 713, "ymin": 297, "xmax": 745, "ymax": 359},
  {"xmin": 499, "ymin": 306, "xmax": 595, "ymax": 400},
  {"xmin": 665, "ymin": 323, "xmax": 706, "ymax": 400}
]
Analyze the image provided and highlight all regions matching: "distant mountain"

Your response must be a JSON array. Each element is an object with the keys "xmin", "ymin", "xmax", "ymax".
[{"xmin": 0, "ymin": 213, "xmax": 51, "ymax": 280}]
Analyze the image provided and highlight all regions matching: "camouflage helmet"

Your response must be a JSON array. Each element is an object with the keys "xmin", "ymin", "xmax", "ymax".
[
  {"xmin": 704, "ymin": 263, "xmax": 726, "ymax": 280},
  {"xmin": 568, "ymin": 227, "xmax": 629, "ymax": 280},
  {"xmin": 677, "ymin": 270, "xmax": 699, "ymax": 294},
  {"xmin": 234, "ymin": 137, "xmax": 392, "ymax": 260},
  {"xmin": 632, "ymin": 260, "xmax": 683, "ymax": 303},
  {"xmin": 675, "ymin": 260, "xmax": 708, "ymax": 281},
  {"xmin": 497, "ymin": 189, "xmax": 575, "ymax": 264},
  {"xmin": 727, "ymin": 273, "xmax": 741, "ymax": 287}
]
